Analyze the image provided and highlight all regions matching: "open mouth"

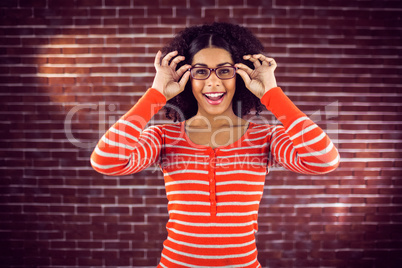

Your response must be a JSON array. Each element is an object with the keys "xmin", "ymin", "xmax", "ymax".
[{"xmin": 203, "ymin": 92, "xmax": 226, "ymax": 105}]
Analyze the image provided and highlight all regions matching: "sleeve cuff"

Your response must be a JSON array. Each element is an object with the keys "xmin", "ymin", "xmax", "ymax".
[
  {"xmin": 260, "ymin": 87, "xmax": 306, "ymax": 128},
  {"xmin": 121, "ymin": 88, "xmax": 167, "ymax": 128},
  {"xmin": 146, "ymin": 88, "xmax": 167, "ymax": 105}
]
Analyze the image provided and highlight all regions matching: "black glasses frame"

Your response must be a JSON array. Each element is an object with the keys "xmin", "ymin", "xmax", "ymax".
[{"xmin": 189, "ymin": 66, "xmax": 237, "ymax": 80}]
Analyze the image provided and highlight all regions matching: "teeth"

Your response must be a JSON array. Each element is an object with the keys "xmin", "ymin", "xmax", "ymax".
[{"xmin": 205, "ymin": 93, "xmax": 224, "ymax": 98}]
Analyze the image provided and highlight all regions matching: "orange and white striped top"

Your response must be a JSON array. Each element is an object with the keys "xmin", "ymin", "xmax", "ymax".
[{"xmin": 91, "ymin": 87, "xmax": 340, "ymax": 267}]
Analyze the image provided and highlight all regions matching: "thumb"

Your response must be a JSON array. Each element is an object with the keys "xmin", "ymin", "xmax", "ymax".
[
  {"xmin": 236, "ymin": 69, "xmax": 251, "ymax": 87},
  {"xmin": 178, "ymin": 70, "xmax": 191, "ymax": 91}
]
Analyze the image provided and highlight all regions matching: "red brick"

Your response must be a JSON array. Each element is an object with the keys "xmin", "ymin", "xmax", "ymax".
[
  {"xmin": 48, "ymin": 57, "xmax": 75, "ymax": 64},
  {"xmin": 325, "ymin": 224, "xmax": 352, "ymax": 232},
  {"xmin": 310, "ymin": 215, "xmax": 337, "ymax": 222},
  {"xmin": 366, "ymin": 214, "xmax": 392, "ymax": 222},
  {"xmin": 76, "ymin": 38, "xmax": 104, "ymax": 45},
  {"xmin": 323, "ymin": 207, "xmax": 350, "ymax": 213},
  {"xmin": 105, "ymin": 0, "xmax": 130, "ymax": 5},
  {"xmin": 73, "ymin": 76, "xmax": 102, "ymax": 85},
  {"xmin": 366, "ymin": 197, "xmax": 392, "ymax": 204},
  {"xmin": 233, "ymin": 8, "xmax": 260, "ymax": 16},
  {"xmin": 367, "ymin": 178, "xmax": 394, "ymax": 186},
  {"xmin": 106, "ymin": 37, "xmax": 134, "ymax": 44},
  {"xmin": 338, "ymin": 197, "xmax": 365, "ymax": 204},
  {"xmin": 38, "ymin": 67, "xmax": 64, "ymax": 74},
  {"xmin": 104, "ymin": 207, "xmax": 130, "ymax": 214},
  {"xmin": 338, "ymin": 215, "xmax": 365, "ymax": 223},
  {"xmin": 20, "ymin": 0, "xmax": 46, "ymax": 7},
  {"xmin": 104, "ymin": 18, "xmax": 130, "ymax": 25},
  {"xmin": 91, "ymin": 67, "xmax": 118, "ymax": 73},
  {"xmin": 350, "ymin": 206, "xmax": 377, "ymax": 213},
  {"xmin": 78, "ymin": 258, "xmax": 103, "ymax": 267},
  {"xmin": 80, "ymin": 0, "xmax": 102, "ymax": 5},
  {"xmin": 147, "ymin": 7, "xmax": 173, "ymax": 16},
  {"xmin": 131, "ymin": 17, "xmax": 159, "ymax": 25},
  {"xmin": 64, "ymin": 67, "xmax": 91, "ymax": 74},
  {"xmin": 90, "ymin": 8, "xmax": 116, "ymax": 16},
  {"xmin": 10, "ymin": 67, "xmax": 37, "ymax": 74},
  {"xmin": 160, "ymin": 0, "xmax": 186, "ymax": 5},
  {"xmin": 204, "ymin": 8, "xmax": 230, "ymax": 17},
  {"xmin": 296, "ymin": 188, "xmax": 325, "ymax": 195},
  {"xmin": 88, "ymin": 27, "xmax": 116, "ymax": 35},
  {"xmin": 176, "ymin": 7, "xmax": 201, "ymax": 17},
  {"xmin": 119, "ymin": 8, "xmax": 145, "ymax": 16},
  {"xmin": 325, "ymin": 188, "xmax": 351, "ymax": 195},
  {"xmin": 338, "ymin": 250, "xmax": 366, "ymax": 260},
  {"xmin": 62, "ymin": 47, "xmax": 89, "ymax": 54},
  {"xmin": 146, "ymin": 27, "xmax": 174, "ymax": 35}
]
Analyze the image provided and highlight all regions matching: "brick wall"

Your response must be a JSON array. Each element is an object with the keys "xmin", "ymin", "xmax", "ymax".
[{"xmin": 1, "ymin": 0, "xmax": 401, "ymax": 267}]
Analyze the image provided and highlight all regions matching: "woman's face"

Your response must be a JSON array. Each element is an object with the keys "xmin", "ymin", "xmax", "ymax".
[{"xmin": 190, "ymin": 47, "xmax": 236, "ymax": 117}]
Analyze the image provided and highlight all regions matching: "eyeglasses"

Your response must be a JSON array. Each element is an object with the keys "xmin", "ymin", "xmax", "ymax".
[{"xmin": 189, "ymin": 66, "xmax": 237, "ymax": 80}]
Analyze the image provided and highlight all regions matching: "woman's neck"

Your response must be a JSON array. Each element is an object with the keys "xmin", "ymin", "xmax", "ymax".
[{"xmin": 186, "ymin": 109, "xmax": 246, "ymax": 129}]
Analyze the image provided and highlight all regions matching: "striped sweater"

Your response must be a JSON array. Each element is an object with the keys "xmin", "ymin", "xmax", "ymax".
[{"xmin": 91, "ymin": 87, "xmax": 340, "ymax": 267}]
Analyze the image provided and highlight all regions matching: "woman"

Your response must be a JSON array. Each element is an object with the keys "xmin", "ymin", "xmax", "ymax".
[{"xmin": 91, "ymin": 22, "xmax": 340, "ymax": 268}]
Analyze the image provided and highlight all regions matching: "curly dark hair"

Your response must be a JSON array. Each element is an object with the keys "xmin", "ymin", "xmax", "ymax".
[{"xmin": 161, "ymin": 22, "xmax": 265, "ymax": 122}]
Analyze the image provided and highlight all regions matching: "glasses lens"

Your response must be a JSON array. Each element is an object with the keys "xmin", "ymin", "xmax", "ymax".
[
  {"xmin": 190, "ymin": 66, "xmax": 236, "ymax": 80},
  {"xmin": 216, "ymin": 67, "xmax": 235, "ymax": 79},
  {"xmin": 191, "ymin": 68, "xmax": 210, "ymax": 79}
]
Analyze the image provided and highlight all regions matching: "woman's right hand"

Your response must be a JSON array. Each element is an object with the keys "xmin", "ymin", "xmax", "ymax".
[{"xmin": 151, "ymin": 50, "xmax": 191, "ymax": 101}]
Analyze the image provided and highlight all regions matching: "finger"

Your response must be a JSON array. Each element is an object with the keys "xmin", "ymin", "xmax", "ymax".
[
  {"xmin": 178, "ymin": 70, "xmax": 191, "ymax": 91},
  {"xmin": 235, "ymin": 63, "xmax": 253, "ymax": 76},
  {"xmin": 170, "ymin": 55, "xmax": 185, "ymax": 70},
  {"xmin": 254, "ymin": 54, "xmax": 267, "ymax": 61},
  {"xmin": 265, "ymin": 57, "xmax": 277, "ymax": 71},
  {"xmin": 162, "ymin": 50, "xmax": 178, "ymax": 66},
  {"xmin": 236, "ymin": 68, "xmax": 251, "ymax": 87},
  {"xmin": 266, "ymin": 58, "xmax": 277, "ymax": 68},
  {"xmin": 244, "ymin": 54, "xmax": 261, "ymax": 68},
  {"xmin": 176, "ymin": 64, "xmax": 191, "ymax": 78},
  {"xmin": 154, "ymin": 50, "xmax": 162, "ymax": 68},
  {"xmin": 253, "ymin": 54, "xmax": 270, "ymax": 67},
  {"xmin": 256, "ymin": 54, "xmax": 271, "ymax": 66}
]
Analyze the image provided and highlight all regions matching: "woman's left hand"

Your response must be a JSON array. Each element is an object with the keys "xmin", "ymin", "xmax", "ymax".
[{"xmin": 235, "ymin": 54, "xmax": 277, "ymax": 99}]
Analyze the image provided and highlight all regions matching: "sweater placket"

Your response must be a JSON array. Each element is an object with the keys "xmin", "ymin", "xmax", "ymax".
[{"xmin": 207, "ymin": 147, "xmax": 217, "ymax": 216}]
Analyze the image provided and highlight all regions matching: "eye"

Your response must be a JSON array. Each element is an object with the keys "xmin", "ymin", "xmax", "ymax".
[
  {"xmin": 217, "ymin": 67, "xmax": 233, "ymax": 77},
  {"xmin": 218, "ymin": 68, "xmax": 231, "ymax": 74},
  {"xmin": 195, "ymin": 68, "xmax": 208, "ymax": 75}
]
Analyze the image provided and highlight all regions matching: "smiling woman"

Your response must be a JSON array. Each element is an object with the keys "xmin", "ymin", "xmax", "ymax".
[
  {"xmin": 162, "ymin": 25, "xmax": 265, "ymax": 122},
  {"xmin": 190, "ymin": 48, "xmax": 237, "ymax": 119},
  {"xmin": 90, "ymin": 22, "xmax": 340, "ymax": 268}
]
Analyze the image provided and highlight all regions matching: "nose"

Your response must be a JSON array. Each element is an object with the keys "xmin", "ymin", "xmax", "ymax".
[{"xmin": 205, "ymin": 70, "xmax": 221, "ymax": 87}]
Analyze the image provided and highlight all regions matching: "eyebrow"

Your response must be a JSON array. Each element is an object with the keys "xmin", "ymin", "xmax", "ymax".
[{"xmin": 193, "ymin": 62, "xmax": 233, "ymax": 67}]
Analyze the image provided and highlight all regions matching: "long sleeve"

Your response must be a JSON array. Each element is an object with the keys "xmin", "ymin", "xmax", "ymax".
[
  {"xmin": 261, "ymin": 87, "xmax": 340, "ymax": 174},
  {"xmin": 90, "ymin": 88, "xmax": 166, "ymax": 176}
]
